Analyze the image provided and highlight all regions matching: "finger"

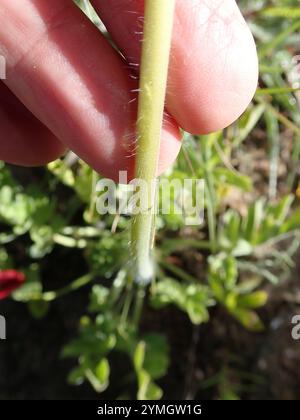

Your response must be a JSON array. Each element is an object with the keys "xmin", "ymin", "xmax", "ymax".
[
  {"xmin": 91, "ymin": 0, "xmax": 259, "ymax": 134},
  {"xmin": 0, "ymin": 0, "xmax": 181, "ymax": 181},
  {"xmin": 0, "ymin": 83, "xmax": 65, "ymax": 165}
]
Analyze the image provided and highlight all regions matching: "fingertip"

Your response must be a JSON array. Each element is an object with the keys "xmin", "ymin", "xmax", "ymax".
[
  {"xmin": 166, "ymin": 0, "xmax": 259, "ymax": 134},
  {"xmin": 173, "ymin": 26, "xmax": 258, "ymax": 134},
  {"xmin": 0, "ymin": 83, "xmax": 66, "ymax": 166}
]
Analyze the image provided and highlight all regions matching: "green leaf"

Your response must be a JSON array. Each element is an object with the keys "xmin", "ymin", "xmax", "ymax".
[
  {"xmin": 208, "ymin": 254, "xmax": 238, "ymax": 293},
  {"xmin": 135, "ymin": 367, "xmax": 163, "ymax": 400},
  {"xmin": 272, "ymin": 195, "xmax": 294, "ymax": 224},
  {"xmin": 235, "ymin": 277, "xmax": 263, "ymax": 294},
  {"xmin": 257, "ymin": 86, "xmax": 300, "ymax": 95},
  {"xmin": 225, "ymin": 292, "xmax": 238, "ymax": 312},
  {"xmin": 255, "ymin": 195, "xmax": 294, "ymax": 243},
  {"xmin": 220, "ymin": 389, "xmax": 240, "ymax": 401},
  {"xmin": 142, "ymin": 380, "xmax": 163, "ymax": 401},
  {"xmin": 47, "ymin": 159, "xmax": 75, "ymax": 187},
  {"xmin": 230, "ymin": 308, "xmax": 265, "ymax": 332},
  {"xmin": 29, "ymin": 225, "xmax": 54, "ymax": 258},
  {"xmin": 12, "ymin": 281, "xmax": 42, "ymax": 302},
  {"xmin": 85, "ymin": 364, "xmax": 109, "ymax": 393},
  {"xmin": 280, "ymin": 207, "xmax": 300, "ymax": 233},
  {"xmin": 232, "ymin": 239, "xmax": 253, "ymax": 257},
  {"xmin": 222, "ymin": 210, "xmax": 241, "ymax": 248},
  {"xmin": 67, "ymin": 366, "xmax": 85, "ymax": 386},
  {"xmin": 88, "ymin": 285, "xmax": 110, "ymax": 312},
  {"xmin": 87, "ymin": 233, "xmax": 127, "ymax": 278},
  {"xmin": 12, "ymin": 266, "xmax": 42, "ymax": 302},
  {"xmin": 214, "ymin": 168, "xmax": 252, "ymax": 192},
  {"xmin": 62, "ymin": 326, "xmax": 116, "ymax": 358},
  {"xmin": 243, "ymin": 200, "xmax": 265, "ymax": 243},
  {"xmin": 133, "ymin": 339, "xmax": 166, "ymax": 400},
  {"xmin": 151, "ymin": 278, "xmax": 211, "ymax": 325},
  {"xmin": 262, "ymin": 7, "xmax": 300, "ymax": 19},
  {"xmin": 233, "ymin": 104, "xmax": 265, "ymax": 146},
  {"xmin": 259, "ymin": 20, "xmax": 300, "ymax": 59},
  {"xmin": 185, "ymin": 284, "xmax": 211, "ymax": 324},
  {"xmin": 75, "ymin": 161, "xmax": 93, "ymax": 203},
  {"xmin": 237, "ymin": 291, "xmax": 268, "ymax": 309},
  {"xmin": 209, "ymin": 276, "xmax": 226, "ymax": 302},
  {"xmin": 143, "ymin": 334, "xmax": 169, "ymax": 380},
  {"xmin": 95, "ymin": 358, "xmax": 110, "ymax": 387},
  {"xmin": 225, "ymin": 256, "xmax": 238, "ymax": 290},
  {"xmin": 134, "ymin": 341, "xmax": 146, "ymax": 372}
]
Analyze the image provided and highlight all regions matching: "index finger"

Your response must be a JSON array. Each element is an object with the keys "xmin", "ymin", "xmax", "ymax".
[{"xmin": 92, "ymin": 0, "xmax": 259, "ymax": 133}]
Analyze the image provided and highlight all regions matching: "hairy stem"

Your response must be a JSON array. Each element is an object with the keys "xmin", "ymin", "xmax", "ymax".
[{"xmin": 131, "ymin": 0, "xmax": 176, "ymax": 283}]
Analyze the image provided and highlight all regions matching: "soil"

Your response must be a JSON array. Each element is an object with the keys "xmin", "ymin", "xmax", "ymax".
[
  {"xmin": 1, "ymin": 257, "xmax": 299, "ymax": 400},
  {"xmin": 0, "ymin": 117, "xmax": 299, "ymax": 400}
]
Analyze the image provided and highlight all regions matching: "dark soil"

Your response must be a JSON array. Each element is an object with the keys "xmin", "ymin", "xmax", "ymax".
[
  {"xmin": 0, "ymin": 133, "xmax": 299, "ymax": 400},
  {"xmin": 1, "ymin": 259, "xmax": 299, "ymax": 400}
]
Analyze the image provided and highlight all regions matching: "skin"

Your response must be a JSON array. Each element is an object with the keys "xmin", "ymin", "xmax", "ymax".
[{"xmin": 0, "ymin": 0, "xmax": 258, "ymax": 181}]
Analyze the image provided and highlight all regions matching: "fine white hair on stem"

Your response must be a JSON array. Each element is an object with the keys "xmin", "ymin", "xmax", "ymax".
[
  {"xmin": 128, "ymin": 97, "xmax": 137, "ymax": 105},
  {"xmin": 131, "ymin": 0, "xmax": 176, "ymax": 284},
  {"xmin": 123, "ymin": 131, "xmax": 140, "ymax": 159},
  {"xmin": 128, "ymin": 72, "xmax": 139, "ymax": 80},
  {"xmin": 124, "ymin": 10, "xmax": 139, "ymax": 15},
  {"xmin": 129, "ymin": 62, "xmax": 140, "ymax": 68},
  {"xmin": 131, "ymin": 88, "xmax": 142, "ymax": 93}
]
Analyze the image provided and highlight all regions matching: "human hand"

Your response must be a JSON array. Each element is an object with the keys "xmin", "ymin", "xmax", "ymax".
[{"xmin": 0, "ymin": 0, "xmax": 258, "ymax": 180}]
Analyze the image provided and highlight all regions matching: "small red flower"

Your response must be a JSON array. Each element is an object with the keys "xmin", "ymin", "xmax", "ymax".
[{"xmin": 0, "ymin": 270, "xmax": 26, "ymax": 300}]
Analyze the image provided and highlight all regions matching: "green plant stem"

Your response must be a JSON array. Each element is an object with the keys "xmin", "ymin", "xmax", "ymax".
[
  {"xmin": 132, "ymin": 287, "xmax": 146, "ymax": 326},
  {"xmin": 198, "ymin": 139, "xmax": 217, "ymax": 253},
  {"xmin": 265, "ymin": 110, "xmax": 280, "ymax": 199},
  {"xmin": 160, "ymin": 238, "xmax": 212, "ymax": 254},
  {"xmin": 159, "ymin": 260, "xmax": 200, "ymax": 284},
  {"xmin": 131, "ymin": 0, "xmax": 176, "ymax": 283},
  {"xmin": 255, "ymin": 96, "xmax": 300, "ymax": 136},
  {"xmin": 88, "ymin": 170, "xmax": 98, "ymax": 222},
  {"xmin": 120, "ymin": 286, "xmax": 134, "ymax": 327},
  {"xmin": 42, "ymin": 273, "xmax": 93, "ymax": 302}
]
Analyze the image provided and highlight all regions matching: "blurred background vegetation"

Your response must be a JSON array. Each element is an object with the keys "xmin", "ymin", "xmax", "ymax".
[{"xmin": 1, "ymin": 0, "xmax": 300, "ymax": 400}]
